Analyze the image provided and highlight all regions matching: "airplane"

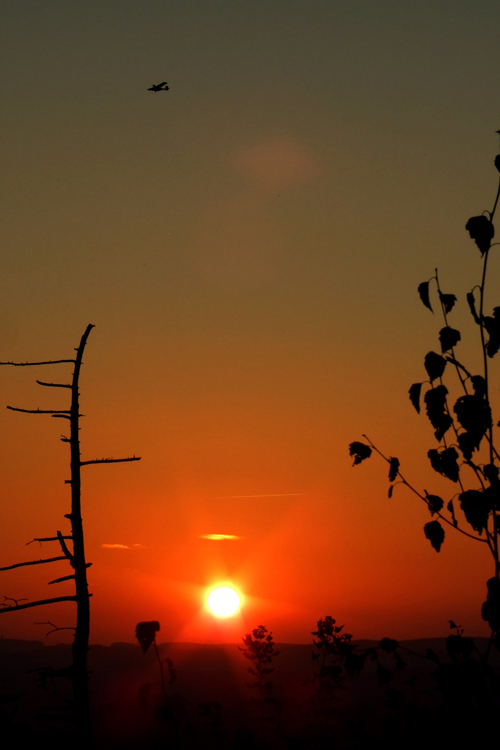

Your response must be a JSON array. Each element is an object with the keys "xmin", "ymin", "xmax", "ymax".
[{"xmin": 148, "ymin": 81, "xmax": 169, "ymax": 92}]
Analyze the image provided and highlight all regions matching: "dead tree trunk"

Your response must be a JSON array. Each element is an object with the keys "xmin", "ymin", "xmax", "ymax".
[{"xmin": 0, "ymin": 324, "xmax": 141, "ymax": 748}]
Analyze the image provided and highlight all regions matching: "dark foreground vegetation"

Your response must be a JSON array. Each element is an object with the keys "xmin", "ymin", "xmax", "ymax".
[{"xmin": 1, "ymin": 622, "xmax": 499, "ymax": 750}]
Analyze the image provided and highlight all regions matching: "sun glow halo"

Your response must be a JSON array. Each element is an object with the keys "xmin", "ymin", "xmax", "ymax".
[{"xmin": 207, "ymin": 586, "xmax": 240, "ymax": 617}]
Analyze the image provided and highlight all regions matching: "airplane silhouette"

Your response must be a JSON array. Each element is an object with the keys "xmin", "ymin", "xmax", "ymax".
[{"xmin": 148, "ymin": 82, "xmax": 169, "ymax": 92}]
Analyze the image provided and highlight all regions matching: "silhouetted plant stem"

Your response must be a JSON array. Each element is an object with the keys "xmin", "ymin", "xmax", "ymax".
[{"xmin": 362, "ymin": 435, "xmax": 487, "ymax": 544}]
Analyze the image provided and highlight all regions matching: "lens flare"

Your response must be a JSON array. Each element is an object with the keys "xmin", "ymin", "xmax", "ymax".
[{"xmin": 207, "ymin": 586, "xmax": 240, "ymax": 617}]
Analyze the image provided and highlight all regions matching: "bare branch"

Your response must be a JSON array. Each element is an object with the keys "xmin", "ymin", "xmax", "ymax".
[
  {"xmin": 57, "ymin": 531, "xmax": 74, "ymax": 563},
  {"xmin": 48, "ymin": 575, "xmax": 75, "ymax": 585},
  {"xmin": 7, "ymin": 406, "xmax": 70, "ymax": 415},
  {"xmin": 80, "ymin": 456, "xmax": 141, "ymax": 466},
  {"xmin": 2, "ymin": 596, "xmax": 28, "ymax": 608},
  {"xmin": 52, "ymin": 414, "xmax": 71, "ymax": 420},
  {"xmin": 0, "ymin": 596, "xmax": 78, "ymax": 614},
  {"xmin": 0, "ymin": 360, "xmax": 75, "ymax": 367},
  {"xmin": 35, "ymin": 620, "xmax": 76, "ymax": 637},
  {"xmin": 0, "ymin": 556, "xmax": 67, "ymax": 572},
  {"xmin": 26, "ymin": 536, "xmax": 72, "ymax": 546},
  {"xmin": 36, "ymin": 381, "xmax": 72, "ymax": 389}
]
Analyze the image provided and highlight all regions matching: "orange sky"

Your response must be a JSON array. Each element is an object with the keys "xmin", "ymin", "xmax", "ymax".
[{"xmin": 1, "ymin": 1, "xmax": 500, "ymax": 645}]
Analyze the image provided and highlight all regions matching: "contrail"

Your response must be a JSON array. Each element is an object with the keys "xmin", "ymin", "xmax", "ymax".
[{"xmin": 214, "ymin": 493, "xmax": 303, "ymax": 499}]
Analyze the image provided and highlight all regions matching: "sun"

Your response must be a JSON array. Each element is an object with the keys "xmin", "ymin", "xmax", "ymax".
[{"xmin": 207, "ymin": 586, "xmax": 240, "ymax": 617}]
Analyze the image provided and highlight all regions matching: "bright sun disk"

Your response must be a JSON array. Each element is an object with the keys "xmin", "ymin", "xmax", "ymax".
[{"xmin": 207, "ymin": 586, "xmax": 240, "ymax": 617}]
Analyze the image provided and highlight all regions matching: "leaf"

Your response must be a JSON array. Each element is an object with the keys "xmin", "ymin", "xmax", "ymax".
[
  {"xmin": 483, "ymin": 306, "xmax": 500, "ymax": 357},
  {"xmin": 135, "ymin": 621, "xmax": 160, "ymax": 654},
  {"xmin": 449, "ymin": 620, "xmax": 459, "ymax": 630},
  {"xmin": 454, "ymin": 395, "xmax": 491, "ymax": 457},
  {"xmin": 379, "ymin": 638, "xmax": 398, "ymax": 653},
  {"xmin": 427, "ymin": 447, "xmax": 460, "ymax": 482},
  {"xmin": 424, "ymin": 351, "xmax": 447, "ymax": 382},
  {"xmin": 349, "ymin": 441, "xmax": 372, "ymax": 466},
  {"xmin": 425, "ymin": 649, "xmax": 440, "ymax": 664},
  {"xmin": 424, "ymin": 520, "xmax": 445, "ymax": 552},
  {"xmin": 438, "ymin": 326, "xmax": 461, "ymax": 353},
  {"xmin": 388, "ymin": 485, "xmax": 394, "ymax": 498},
  {"xmin": 470, "ymin": 375, "xmax": 487, "ymax": 397},
  {"xmin": 388, "ymin": 457, "xmax": 399, "ymax": 482},
  {"xmin": 467, "ymin": 291, "xmax": 480, "ymax": 324},
  {"xmin": 483, "ymin": 463, "xmax": 499, "ymax": 485},
  {"xmin": 376, "ymin": 664, "xmax": 393, "ymax": 685},
  {"xmin": 424, "ymin": 385, "xmax": 452, "ymax": 440},
  {"xmin": 418, "ymin": 281, "xmax": 433, "ymax": 312},
  {"xmin": 425, "ymin": 492, "xmax": 444, "ymax": 515},
  {"xmin": 409, "ymin": 383, "xmax": 423, "ymax": 413},
  {"xmin": 465, "ymin": 215, "xmax": 494, "ymax": 255},
  {"xmin": 459, "ymin": 489, "xmax": 491, "ymax": 534},
  {"xmin": 495, "ymin": 155, "xmax": 500, "ymax": 173},
  {"xmin": 439, "ymin": 292, "xmax": 457, "ymax": 314},
  {"xmin": 482, "ymin": 577, "xmax": 500, "ymax": 631}
]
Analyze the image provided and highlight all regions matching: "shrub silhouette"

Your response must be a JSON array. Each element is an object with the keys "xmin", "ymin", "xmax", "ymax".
[
  {"xmin": 239, "ymin": 625, "xmax": 280, "ymax": 745},
  {"xmin": 350, "ymin": 144, "xmax": 500, "ymax": 660}
]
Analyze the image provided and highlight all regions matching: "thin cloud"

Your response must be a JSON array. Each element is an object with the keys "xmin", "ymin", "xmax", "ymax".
[
  {"xmin": 101, "ymin": 543, "xmax": 145, "ymax": 550},
  {"xmin": 199, "ymin": 534, "xmax": 242, "ymax": 541}
]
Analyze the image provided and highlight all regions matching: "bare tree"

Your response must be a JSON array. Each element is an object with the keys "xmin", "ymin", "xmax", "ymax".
[{"xmin": 0, "ymin": 324, "xmax": 141, "ymax": 748}]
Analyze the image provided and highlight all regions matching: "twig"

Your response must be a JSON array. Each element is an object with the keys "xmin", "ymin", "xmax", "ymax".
[
  {"xmin": 363, "ymin": 435, "xmax": 488, "ymax": 543},
  {"xmin": 0, "ymin": 360, "xmax": 75, "ymax": 367},
  {"xmin": 35, "ymin": 621, "xmax": 76, "ymax": 637},
  {"xmin": 7, "ymin": 406, "xmax": 70, "ymax": 415},
  {"xmin": 0, "ymin": 596, "xmax": 80, "ymax": 614},
  {"xmin": 0, "ymin": 556, "xmax": 67, "ymax": 572},
  {"xmin": 26, "ymin": 536, "xmax": 72, "ymax": 546},
  {"xmin": 80, "ymin": 456, "xmax": 141, "ymax": 466}
]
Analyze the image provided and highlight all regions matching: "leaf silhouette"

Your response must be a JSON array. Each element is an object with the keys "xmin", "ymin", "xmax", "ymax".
[
  {"xmin": 135, "ymin": 621, "xmax": 160, "ymax": 654},
  {"xmin": 388, "ymin": 485, "xmax": 394, "ymax": 498},
  {"xmin": 409, "ymin": 383, "xmax": 423, "ymax": 413},
  {"xmin": 424, "ymin": 385, "xmax": 452, "ymax": 440},
  {"xmin": 481, "ymin": 577, "xmax": 500, "ymax": 631},
  {"xmin": 425, "ymin": 649, "xmax": 440, "ymax": 664},
  {"xmin": 495, "ymin": 155, "xmax": 500, "ymax": 173},
  {"xmin": 465, "ymin": 215, "xmax": 494, "ymax": 255},
  {"xmin": 483, "ymin": 463, "xmax": 500, "ymax": 485},
  {"xmin": 388, "ymin": 457, "xmax": 399, "ymax": 482},
  {"xmin": 349, "ymin": 442, "xmax": 372, "ymax": 465},
  {"xmin": 438, "ymin": 292, "xmax": 456, "ymax": 314},
  {"xmin": 470, "ymin": 375, "xmax": 487, "ymax": 397},
  {"xmin": 466, "ymin": 291, "xmax": 480, "ymax": 324},
  {"xmin": 425, "ymin": 492, "xmax": 444, "ymax": 515},
  {"xmin": 483, "ymin": 306, "xmax": 500, "ymax": 357},
  {"xmin": 427, "ymin": 447, "xmax": 459, "ymax": 482},
  {"xmin": 459, "ymin": 489, "xmax": 490, "ymax": 534},
  {"xmin": 454, "ymin": 394, "xmax": 491, "ymax": 457},
  {"xmin": 418, "ymin": 281, "xmax": 433, "ymax": 312},
  {"xmin": 438, "ymin": 326, "xmax": 461, "ymax": 353},
  {"xmin": 424, "ymin": 351, "xmax": 447, "ymax": 382},
  {"xmin": 424, "ymin": 520, "xmax": 445, "ymax": 552}
]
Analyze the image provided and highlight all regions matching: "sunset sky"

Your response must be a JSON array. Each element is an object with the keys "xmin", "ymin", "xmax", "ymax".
[{"xmin": 2, "ymin": 1, "xmax": 500, "ymax": 645}]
